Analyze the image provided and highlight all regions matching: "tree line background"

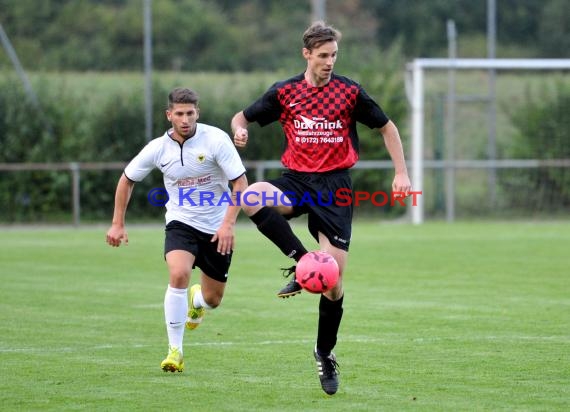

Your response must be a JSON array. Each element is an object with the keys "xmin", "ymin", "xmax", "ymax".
[
  {"xmin": 1, "ymin": 0, "xmax": 568, "ymax": 72},
  {"xmin": 0, "ymin": 0, "xmax": 568, "ymax": 222}
]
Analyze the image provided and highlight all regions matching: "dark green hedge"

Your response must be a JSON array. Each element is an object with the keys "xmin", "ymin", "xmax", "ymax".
[{"xmin": 0, "ymin": 66, "xmax": 408, "ymax": 223}]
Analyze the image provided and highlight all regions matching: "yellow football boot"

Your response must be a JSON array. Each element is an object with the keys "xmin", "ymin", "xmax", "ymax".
[
  {"xmin": 186, "ymin": 284, "xmax": 205, "ymax": 330},
  {"xmin": 161, "ymin": 346, "xmax": 184, "ymax": 373}
]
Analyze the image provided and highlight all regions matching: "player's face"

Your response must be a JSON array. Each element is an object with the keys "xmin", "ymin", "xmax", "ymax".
[
  {"xmin": 166, "ymin": 103, "xmax": 199, "ymax": 139},
  {"xmin": 303, "ymin": 41, "xmax": 338, "ymax": 86}
]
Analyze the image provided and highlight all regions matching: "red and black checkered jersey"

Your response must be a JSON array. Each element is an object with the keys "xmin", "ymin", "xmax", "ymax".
[{"xmin": 243, "ymin": 73, "xmax": 389, "ymax": 172}]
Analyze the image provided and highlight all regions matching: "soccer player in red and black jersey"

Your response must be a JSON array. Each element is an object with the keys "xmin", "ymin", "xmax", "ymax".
[{"xmin": 231, "ymin": 21, "xmax": 411, "ymax": 395}]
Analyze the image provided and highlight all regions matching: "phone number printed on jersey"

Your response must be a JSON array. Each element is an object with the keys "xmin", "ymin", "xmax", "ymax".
[{"xmin": 296, "ymin": 136, "xmax": 344, "ymax": 144}]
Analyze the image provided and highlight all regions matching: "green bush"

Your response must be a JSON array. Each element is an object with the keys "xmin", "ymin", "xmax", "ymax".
[{"xmin": 501, "ymin": 81, "xmax": 570, "ymax": 211}]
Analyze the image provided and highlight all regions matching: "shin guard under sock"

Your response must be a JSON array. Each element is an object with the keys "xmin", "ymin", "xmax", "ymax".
[
  {"xmin": 249, "ymin": 207, "xmax": 308, "ymax": 261},
  {"xmin": 316, "ymin": 294, "xmax": 344, "ymax": 355}
]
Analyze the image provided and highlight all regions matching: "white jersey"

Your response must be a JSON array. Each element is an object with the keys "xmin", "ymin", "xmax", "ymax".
[{"xmin": 124, "ymin": 123, "xmax": 246, "ymax": 234}]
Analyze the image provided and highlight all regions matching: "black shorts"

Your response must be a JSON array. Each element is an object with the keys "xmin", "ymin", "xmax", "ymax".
[
  {"xmin": 164, "ymin": 220, "xmax": 231, "ymax": 282},
  {"xmin": 270, "ymin": 170, "xmax": 353, "ymax": 251}
]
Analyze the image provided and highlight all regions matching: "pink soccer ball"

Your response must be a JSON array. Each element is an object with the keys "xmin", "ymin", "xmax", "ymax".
[{"xmin": 295, "ymin": 251, "xmax": 339, "ymax": 294}]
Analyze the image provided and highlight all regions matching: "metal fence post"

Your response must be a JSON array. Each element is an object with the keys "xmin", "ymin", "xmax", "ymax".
[{"xmin": 70, "ymin": 162, "xmax": 80, "ymax": 226}]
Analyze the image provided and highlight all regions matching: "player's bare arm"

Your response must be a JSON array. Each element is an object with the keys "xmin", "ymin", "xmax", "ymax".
[
  {"xmin": 106, "ymin": 173, "xmax": 135, "ymax": 247},
  {"xmin": 231, "ymin": 111, "xmax": 249, "ymax": 148},
  {"xmin": 379, "ymin": 120, "xmax": 412, "ymax": 196},
  {"xmin": 212, "ymin": 173, "xmax": 249, "ymax": 255}
]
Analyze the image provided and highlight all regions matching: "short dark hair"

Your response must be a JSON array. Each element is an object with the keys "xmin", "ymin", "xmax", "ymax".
[
  {"xmin": 168, "ymin": 88, "xmax": 199, "ymax": 108},
  {"xmin": 303, "ymin": 21, "xmax": 341, "ymax": 51}
]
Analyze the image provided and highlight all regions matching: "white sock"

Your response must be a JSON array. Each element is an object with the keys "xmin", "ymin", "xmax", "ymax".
[
  {"xmin": 164, "ymin": 285, "xmax": 188, "ymax": 352},
  {"xmin": 193, "ymin": 287, "xmax": 214, "ymax": 310}
]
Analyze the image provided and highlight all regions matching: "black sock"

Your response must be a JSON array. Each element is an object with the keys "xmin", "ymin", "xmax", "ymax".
[
  {"xmin": 316, "ymin": 294, "xmax": 344, "ymax": 356},
  {"xmin": 249, "ymin": 207, "xmax": 308, "ymax": 262}
]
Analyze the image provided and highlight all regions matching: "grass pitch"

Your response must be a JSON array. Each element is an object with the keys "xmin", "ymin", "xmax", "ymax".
[{"xmin": 0, "ymin": 221, "xmax": 568, "ymax": 411}]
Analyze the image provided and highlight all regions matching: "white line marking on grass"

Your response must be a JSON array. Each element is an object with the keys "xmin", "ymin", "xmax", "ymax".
[
  {"xmin": 1, "ymin": 335, "xmax": 568, "ymax": 353},
  {"xmin": 0, "ymin": 337, "xmax": 384, "ymax": 353}
]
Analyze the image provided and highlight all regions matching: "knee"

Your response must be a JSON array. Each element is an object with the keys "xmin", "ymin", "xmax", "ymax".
[
  {"xmin": 203, "ymin": 291, "xmax": 224, "ymax": 309},
  {"xmin": 169, "ymin": 270, "xmax": 189, "ymax": 289},
  {"xmin": 324, "ymin": 276, "xmax": 343, "ymax": 301},
  {"xmin": 205, "ymin": 296, "xmax": 222, "ymax": 309},
  {"xmin": 241, "ymin": 182, "xmax": 274, "ymax": 216},
  {"xmin": 241, "ymin": 190, "xmax": 262, "ymax": 216}
]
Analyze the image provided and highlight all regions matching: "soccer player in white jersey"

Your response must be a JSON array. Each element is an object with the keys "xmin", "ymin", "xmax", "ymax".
[{"xmin": 106, "ymin": 88, "xmax": 248, "ymax": 372}]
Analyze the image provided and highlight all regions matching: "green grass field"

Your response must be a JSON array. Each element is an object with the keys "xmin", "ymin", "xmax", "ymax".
[{"xmin": 1, "ymin": 221, "xmax": 568, "ymax": 411}]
